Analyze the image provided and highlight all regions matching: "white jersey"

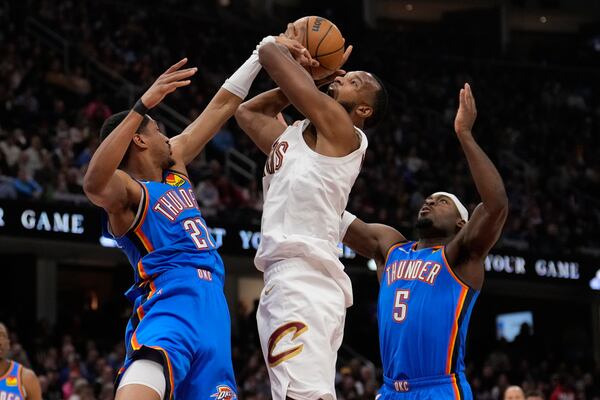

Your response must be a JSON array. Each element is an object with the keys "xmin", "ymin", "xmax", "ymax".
[{"xmin": 255, "ymin": 119, "xmax": 368, "ymax": 306}]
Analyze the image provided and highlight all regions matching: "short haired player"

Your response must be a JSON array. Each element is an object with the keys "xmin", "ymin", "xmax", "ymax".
[
  {"xmin": 341, "ymin": 84, "xmax": 508, "ymax": 399},
  {"xmin": 235, "ymin": 24, "xmax": 388, "ymax": 400},
  {"xmin": 83, "ymin": 36, "xmax": 308, "ymax": 400},
  {"xmin": 0, "ymin": 323, "xmax": 42, "ymax": 400}
]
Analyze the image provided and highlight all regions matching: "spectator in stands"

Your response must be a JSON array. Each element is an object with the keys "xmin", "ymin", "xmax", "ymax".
[
  {"xmin": 526, "ymin": 390, "xmax": 545, "ymax": 400},
  {"xmin": 505, "ymin": 385, "xmax": 526, "ymax": 400},
  {"xmin": 13, "ymin": 166, "xmax": 43, "ymax": 199}
]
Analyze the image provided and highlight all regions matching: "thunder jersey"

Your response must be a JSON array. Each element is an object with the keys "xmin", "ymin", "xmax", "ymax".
[
  {"xmin": 106, "ymin": 170, "xmax": 223, "ymax": 289},
  {"xmin": 255, "ymin": 119, "xmax": 368, "ymax": 306},
  {"xmin": 378, "ymin": 241, "xmax": 479, "ymax": 380},
  {"xmin": 0, "ymin": 361, "xmax": 25, "ymax": 400}
]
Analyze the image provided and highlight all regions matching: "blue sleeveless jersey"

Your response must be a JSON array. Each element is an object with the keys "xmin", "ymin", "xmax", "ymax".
[
  {"xmin": 106, "ymin": 170, "xmax": 224, "ymax": 288},
  {"xmin": 0, "ymin": 361, "xmax": 24, "ymax": 400},
  {"xmin": 378, "ymin": 241, "xmax": 479, "ymax": 381}
]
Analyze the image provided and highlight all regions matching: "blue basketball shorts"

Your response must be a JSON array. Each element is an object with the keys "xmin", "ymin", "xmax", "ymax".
[
  {"xmin": 115, "ymin": 267, "xmax": 237, "ymax": 400},
  {"xmin": 376, "ymin": 373, "xmax": 473, "ymax": 400}
]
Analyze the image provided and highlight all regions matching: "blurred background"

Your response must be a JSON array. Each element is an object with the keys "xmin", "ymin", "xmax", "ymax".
[{"xmin": 1, "ymin": 0, "xmax": 600, "ymax": 399}]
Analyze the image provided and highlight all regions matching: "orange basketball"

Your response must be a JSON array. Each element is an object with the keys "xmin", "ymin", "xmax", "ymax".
[{"xmin": 293, "ymin": 16, "xmax": 345, "ymax": 80}]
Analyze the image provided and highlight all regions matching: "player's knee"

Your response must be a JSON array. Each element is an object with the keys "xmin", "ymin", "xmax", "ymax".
[{"xmin": 116, "ymin": 359, "xmax": 166, "ymax": 400}]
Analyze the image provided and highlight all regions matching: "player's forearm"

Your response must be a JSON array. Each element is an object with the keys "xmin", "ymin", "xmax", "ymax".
[
  {"xmin": 258, "ymin": 42, "xmax": 317, "ymax": 107},
  {"xmin": 235, "ymin": 90, "xmax": 290, "ymax": 155},
  {"xmin": 241, "ymin": 88, "xmax": 290, "ymax": 117},
  {"xmin": 83, "ymin": 111, "xmax": 142, "ymax": 194},
  {"xmin": 458, "ymin": 133, "xmax": 508, "ymax": 216},
  {"xmin": 173, "ymin": 88, "xmax": 242, "ymax": 164}
]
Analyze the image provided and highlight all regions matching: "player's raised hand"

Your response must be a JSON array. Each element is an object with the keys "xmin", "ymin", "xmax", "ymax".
[
  {"xmin": 276, "ymin": 35, "xmax": 319, "ymax": 68},
  {"xmin": 140, "ymin": 58, "xmax": 197, "ymax": 109},
  {"xmin": 454, "ymin": 83, "xmax": 477, "ymax": 136}
]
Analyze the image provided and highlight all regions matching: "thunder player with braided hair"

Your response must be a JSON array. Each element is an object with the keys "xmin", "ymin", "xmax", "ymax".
[
  {"xmin": 235, "ymin": 22, "xmax": 387, "ymax": 400},
  {"xmin": 341, "ymin": 84, "xmax": 508, "ymax": 399}
]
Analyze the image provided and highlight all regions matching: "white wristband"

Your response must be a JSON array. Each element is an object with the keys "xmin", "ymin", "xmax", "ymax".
[
  {"xmin": 221, "ymin": 36, "xmax": 276, "ymax": 100},
  {"xmin": 340, "ymin": 211, "xmax": 357, "ymax": 240}
]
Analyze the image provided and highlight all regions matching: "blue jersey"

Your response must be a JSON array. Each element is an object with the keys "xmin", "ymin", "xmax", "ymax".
[
  {"xmin": 107, "ymin": 170, "xmax": 224, "ymax": 287},
  {"xmin": 378, "ymin": 241, "xmax": 479, "ymax": 381},
  {"xmin": 0, "ymin": 361, "xmax": 25, "ymax": 400}
]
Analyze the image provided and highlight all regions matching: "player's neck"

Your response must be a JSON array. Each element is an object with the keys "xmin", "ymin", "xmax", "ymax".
[
  {"xmin": 351, "ymin": 115, "xmax": 364, "ymax": 129},
  {"xmin": 415, "ymin": 236, "xmax": 453, "ymax": 250},
  {"xmin": 124, "ymin": 159, "xmax": 163, "ymax": 182},
  {"xmin": 0, "ymin": 359, "xmax": 10, "ymax": 375}
]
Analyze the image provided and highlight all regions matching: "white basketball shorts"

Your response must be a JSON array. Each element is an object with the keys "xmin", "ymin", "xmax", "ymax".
[{"xmin": 257, "ymin": 258, "xmax": 347, "ymax": 400}]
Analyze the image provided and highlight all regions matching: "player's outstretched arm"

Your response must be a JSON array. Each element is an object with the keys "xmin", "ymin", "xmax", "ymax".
[
  {"xmin": 83, "ymin": 59, "xmax": 196, "ymax": 211},
  {"xmin": 341, "ymin": 212, "xmax": 407, "ymax": 272},
  {"xmin": 170, "ymin": 88, "xmax": 245, "ymax": 165},
  {"xmin": 22, "ymin": 368, "xmax": 42, "ymax": 400},
  {"xmin": 170, "ymin": 38, "xmax": 274, "ymax": 164},
  {"xmin": 446, "ymin": 84, "xmax": 509, "ymax": 287},
  {"xmin": 258, "ymin": 40, "xmax": 356, "ymax": 147},
  {"xmin": 235, "ymin": 88, "xmax": 290, "ymax": 155},
  {"xmin": 236, "ymin": 32, "xmax": 331, "ymax": 155}
]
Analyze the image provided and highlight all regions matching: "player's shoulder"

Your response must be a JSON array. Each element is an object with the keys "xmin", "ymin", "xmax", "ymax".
[{"xmin": 384, "ymin": 240, "xmax": 413, "ymax": 261}]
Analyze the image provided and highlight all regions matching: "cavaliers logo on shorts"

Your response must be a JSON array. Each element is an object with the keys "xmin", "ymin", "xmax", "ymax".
[{"xmin": 267, "ymin": 321, "xmax": 308, "ymax": 367}]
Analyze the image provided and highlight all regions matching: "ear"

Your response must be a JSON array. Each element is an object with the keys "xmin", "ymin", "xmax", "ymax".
[
  {"xmin": 456, "ymin": 219, "xmax": 466, "ymax": 231},
  {"xmin": 355, "ymin": 104, "xmax": 373, "ymax": 120},
  {"xmin": 132, "ymin": 133, "xmax": 148, "ymax": 149}
]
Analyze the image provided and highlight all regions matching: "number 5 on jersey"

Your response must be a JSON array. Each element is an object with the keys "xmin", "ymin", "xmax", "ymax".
[
  {"xmin": 393, "ymin": 289, "xmax": 410, "ymax": 323},
  {"xmin": 183, "ymin": 217, "xmax": 214, "ymax": 250}
]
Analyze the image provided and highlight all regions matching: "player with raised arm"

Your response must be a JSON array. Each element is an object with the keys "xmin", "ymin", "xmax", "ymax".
[
  {"xmin": 235, "ymin": 23, "xmax": 388, "ymax": 400},
  {"xmin": 0, "ymin": 323, "xmax": 42, "ymax": 400},
  {"xmin": 83, "ymin": 36, "xmax": 312, "ymax": 400},
  {"xmin": 341, "ymin": 84, "xmax": 508, "ymax": 400}
]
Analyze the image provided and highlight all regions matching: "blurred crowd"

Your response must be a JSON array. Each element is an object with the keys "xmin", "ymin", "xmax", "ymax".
[
  {"xmin": 1, "ymin": 0, "xmax": 599, "ymax": 255},
  {"xmin": 4, "ymin": 316, "xmax": 600, "ymax": 400}
]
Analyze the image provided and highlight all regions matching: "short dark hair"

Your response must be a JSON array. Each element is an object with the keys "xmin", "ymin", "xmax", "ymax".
[
  {"xmin": 99, "ymin": 111, "xmax": 151, "ymax": 142},
  {"xmin": 99, "ymin": 111, "xmax": 151, "ymax": 168},
  {"xmin": 364, "ymin": 73, "xmax": 389, "ymax": 130}
]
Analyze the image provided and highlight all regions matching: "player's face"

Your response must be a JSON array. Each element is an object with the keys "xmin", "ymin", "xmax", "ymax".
[
  {"xmin": 0, "ymin": 324, "xmax": 9, "ymax": 359},
  {"xmin": 417, "ymin": 194, "xmax": 463, "ymax": 233},
  {"xmin": 327, "ymin": 71, "xmax": 376, "ymax": 115},
  {"xmin": 140, "ymin": 119, "xmax": 175, "ymax": 169}
]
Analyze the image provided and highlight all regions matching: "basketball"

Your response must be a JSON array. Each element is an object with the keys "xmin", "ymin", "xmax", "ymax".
[{"xmin": 293, "ymin": 16, "xmax": 346, "ymax": 80}]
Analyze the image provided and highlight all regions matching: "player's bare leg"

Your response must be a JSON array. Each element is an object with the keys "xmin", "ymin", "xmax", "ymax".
[{"xmin": 116, "ymin": 384, "xmax": 161, "ymax": 400}]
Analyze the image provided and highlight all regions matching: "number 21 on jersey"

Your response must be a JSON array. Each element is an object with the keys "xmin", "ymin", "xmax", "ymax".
[
  {"xmin": 393, "ymin": 289, "xmax": 410, "ymax": 323},
  {"xmin": 183, "ymin": 217, "xmax": 214, "ymax": 250}
]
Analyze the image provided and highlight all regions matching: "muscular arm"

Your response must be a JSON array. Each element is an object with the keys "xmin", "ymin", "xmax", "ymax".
[
  {"xmin": 170, "ymin": 88, "xmax": 244, "ymax": 164},
  {"xmin": 22, "ymin": 368, "xmax": 42, "ymax": 400},
  {"xmin": 235, "ymin": 88, "xmax": 290, "ymax": 155},
  {"xmin": 446, "ymin": 84, "xmax": 509, "ymax": 289},
  {"xmin": 342, "ymin": 217, "xmax": 407, "ymax": 279},
  {"xmin": 258, "ymin": 42, "xmax": 356, "ymax": 149},
  {"xmin": 82, "ymin": 110, "xmax": 143, "ymax": 212},
  {"xmin": 83, "ymin": 59, "xmax": 195, "ymax": 211}
]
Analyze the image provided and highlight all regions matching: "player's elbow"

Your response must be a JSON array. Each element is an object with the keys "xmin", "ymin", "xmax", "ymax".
[
  {"xmin": 488, "ymin": 195, "xmax": 509, "ymax": 222},
  {"xmin": 83, "ymin": 172, "xmax": 100, "ymax": 197},
  {"xmin": 234, "ymin": 103, "xmax": 250, "ymax": 127},
  {"xmin": 258, "ymin": 42, "xmax": 278, "ymax": 67}
]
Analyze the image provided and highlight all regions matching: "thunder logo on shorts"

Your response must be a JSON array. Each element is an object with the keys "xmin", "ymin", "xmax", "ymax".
[{"xmin": 210, "ymin": 385, "xmax": 237, "ymax": 399}]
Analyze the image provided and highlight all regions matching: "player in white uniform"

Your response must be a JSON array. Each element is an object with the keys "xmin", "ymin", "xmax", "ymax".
[{"xmin": 235, "ymin": 25, "xmax": 388, "ymax": 400}]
